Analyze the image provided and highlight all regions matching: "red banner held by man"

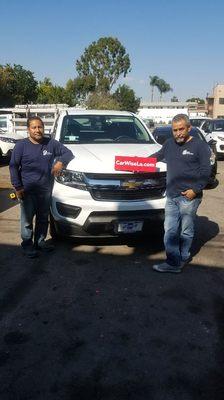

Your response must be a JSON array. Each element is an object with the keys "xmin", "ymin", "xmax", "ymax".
[{"xmin": 115, "ymin": 156, "xmax": 157, "ymax": 172}]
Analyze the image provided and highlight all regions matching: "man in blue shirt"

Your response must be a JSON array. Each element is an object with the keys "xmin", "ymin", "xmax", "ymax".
[
  {"xmin": 10, "ymin": 116, "xmax": 73, "ymax": 258},
  {"xmin": 152, "ymin": 114, "xmax": 211, "ymax": 273}
]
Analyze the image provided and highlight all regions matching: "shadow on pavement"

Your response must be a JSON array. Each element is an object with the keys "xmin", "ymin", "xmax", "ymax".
[
  {"xmin": 0, "ymin": 158, "xmax": 10, "ymax": 168},
  {"xmin": 191, "ymin": 215, "xmax": 220, "ymax": 257},
  {"xmin": 0, "ymin": 238, "xmax": 224, "ymax": 400}
]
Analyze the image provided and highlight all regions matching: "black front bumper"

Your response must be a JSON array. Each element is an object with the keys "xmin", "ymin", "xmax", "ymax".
[{"xmin": 52, "ymin": 209, "xmax": 165, "ymax": 238}]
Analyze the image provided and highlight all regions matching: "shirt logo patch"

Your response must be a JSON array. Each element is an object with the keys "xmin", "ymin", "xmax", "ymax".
[
  {"xmin": 182, "ymin": 149, "xmax": 194, "ymax": 156},
  {"xmin": 43, "ymin": 150, "xmax": 52, "ymax": 156}
]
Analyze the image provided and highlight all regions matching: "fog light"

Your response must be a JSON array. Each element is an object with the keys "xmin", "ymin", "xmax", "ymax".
[{"xmin": 56, "ymin": 202, "xmax": 81, "ymax": 219}]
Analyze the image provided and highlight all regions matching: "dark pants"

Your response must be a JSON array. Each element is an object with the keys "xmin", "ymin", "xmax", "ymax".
[{"xmin": 20, "ymin": 191, "xmax": 51, "ymax": 248}]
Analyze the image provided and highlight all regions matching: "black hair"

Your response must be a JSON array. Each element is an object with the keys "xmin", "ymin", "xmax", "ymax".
[{"xmin": 27, "ymin": 116, "xmax": 44, "ymax": 128}]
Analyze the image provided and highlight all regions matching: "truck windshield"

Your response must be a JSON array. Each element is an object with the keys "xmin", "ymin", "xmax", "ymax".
[{"xmin": 60, "ymin": 115, "xmax": 154, "ymax": 144}]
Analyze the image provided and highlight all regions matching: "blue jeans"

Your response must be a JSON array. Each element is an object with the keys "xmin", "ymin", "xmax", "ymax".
[
  {"xmin": 164, "ymin": 195, "xmax": 202, "ymax": 267},
  {"xmin": 20, "ymin": 191, "xmax": 51, "ymax": 248}
]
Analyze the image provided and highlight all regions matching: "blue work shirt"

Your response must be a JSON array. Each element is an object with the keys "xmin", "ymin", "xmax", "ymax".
[
  {"xmin": 9, "ymin": 137, "xmax": 73, "ymax": 192},
  {"xmin": 152, "ymin": 136, "xmax": 211, "ymax": 198}
]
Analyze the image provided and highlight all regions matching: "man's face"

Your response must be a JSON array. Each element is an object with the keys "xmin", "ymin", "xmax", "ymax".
[
  {"xmin": 28, "ymin": 119, "xmax": 44, "ymax": 143},
  {"xmin": 172, "ymin": 119, "xmax": 191, "ymax": 144}
]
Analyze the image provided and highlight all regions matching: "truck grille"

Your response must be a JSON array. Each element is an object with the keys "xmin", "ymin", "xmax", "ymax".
[
  {"xmin": 90, "ymin": 187, "xmax": 165, "ymax": 201},
  {"xmin": 84, "ymin": 172, "xmax": 166, "ymax": 202},
  {"xmin": 85, "ymin": 172, "xmax": 166, "ymax": 180}
]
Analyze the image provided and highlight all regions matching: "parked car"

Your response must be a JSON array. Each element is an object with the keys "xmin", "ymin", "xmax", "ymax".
[
  {"xmin": 0, "ymin": 129, "xmax": 24, "ymax": 160},
  {"xmin": 151, "ymin": 125, "xmax": 217, "ymax": 188},
  {"xmin": 200, "ymin": 119, "xmax": 224, "ymax": 158},
  {"xmin": 190, "ymin": 117, "xmax": 210, "ymax": 128},
  {"xmin": 50, "ymin": 110, "xmax": 166, "ymax": 239}
]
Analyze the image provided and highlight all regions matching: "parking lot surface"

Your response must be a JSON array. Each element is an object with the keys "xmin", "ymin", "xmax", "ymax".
[{"xmin": 0, "ymin": 161, "xmax": 224, "ymax": 400}]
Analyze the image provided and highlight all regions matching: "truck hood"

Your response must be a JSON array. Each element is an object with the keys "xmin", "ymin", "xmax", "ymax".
[
  {"xmin": 211, "ymin": 131, "xmax": 224, "ymax": 138},
  {"xmin": 66, "ymin": 143, "xmax": 166, "ymax": 173}
]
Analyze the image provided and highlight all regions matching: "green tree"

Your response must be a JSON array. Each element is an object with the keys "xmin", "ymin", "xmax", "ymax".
[
  {"xmin": 72, "ymin": 75, "xmax": 96, "ymax": 103},
  {"xmin": 86, "ymin": 91, "xmax": 120, "ymax": 110},
  {"xmin": 76, "ymin": 37, "xmax": 131, "ymax": 92},
  {"xmin": 155, "ymin": 78, "xmax": 172, "ymax": 101},
  {"xmin": 0, "ymin": 64, "xmax": 37, "ymax": 106},
  {"xmin": 171, "ymin": 95, "xmax": 178, "ymax": 102},
  {"xmin": 113, "ymin": 84, "xmax": 140, "ymax": 113},
  {"xmin": 149, "ymin": 75, "xmax": 159, "ymax": 102},
  {"xmin": 37, "ymin": 78, "xmax": 66, "ymax": 104},
  {"xmin": 186, "ymin": 97, "xmax": 205, "ymax": 104},
  {"xmin": 63, "ymin": 79, "xmax": 77, "ymax": 106}
]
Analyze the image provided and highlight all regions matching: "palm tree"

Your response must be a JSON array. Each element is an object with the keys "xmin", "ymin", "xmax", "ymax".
[
  {"xmin": 155, "ymin": 79, "xmax": 172, "ymax": 101},
  {"xmin": 149, "ymin": 75, "xmax": 159, "ymax": 102}
]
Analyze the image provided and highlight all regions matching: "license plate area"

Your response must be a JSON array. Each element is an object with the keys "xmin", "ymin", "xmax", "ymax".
[{"xmin": 117, "ymin": 220, "xmax": 143, "ymax": 233}]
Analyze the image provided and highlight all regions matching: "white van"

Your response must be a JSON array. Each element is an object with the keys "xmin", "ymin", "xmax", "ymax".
[
  {"xmin": 0, "ymin": 114, "xmax": 13, "ymax": 133},
  {"xmin": 50, "ymin": 109, "xmax": 166, "ymax": 238},
  {"xmin": 0, "ymin": 130, "xmax": 24, "ymax": 159},
  {"xmin": 0, "ymin": 114, "xmax": 24, "ymax": 159}
]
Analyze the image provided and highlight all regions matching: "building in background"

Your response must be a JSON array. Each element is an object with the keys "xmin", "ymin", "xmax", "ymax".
[
  {"xmin": 206, "ymin": 84, "xmax": 224, "ymax": 118},
  {"xmin": 138, "ymin": 101, "xmax": 206, "ymax": 124}
]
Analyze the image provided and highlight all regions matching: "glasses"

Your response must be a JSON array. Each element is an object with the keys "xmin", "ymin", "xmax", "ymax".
[{"xmin": 173, "ymin": 127, "xmax": 186, "ymax": 133}]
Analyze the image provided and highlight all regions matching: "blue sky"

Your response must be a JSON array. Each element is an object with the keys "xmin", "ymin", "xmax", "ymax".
[{"xmin": 1, "ymin": 0, "xmax": 224, "ymax": 101}]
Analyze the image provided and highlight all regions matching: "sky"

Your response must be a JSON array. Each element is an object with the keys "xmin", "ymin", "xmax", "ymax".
[{"xmin": 1, "ymin": 0, "xmax": 224, "ymax": 102}]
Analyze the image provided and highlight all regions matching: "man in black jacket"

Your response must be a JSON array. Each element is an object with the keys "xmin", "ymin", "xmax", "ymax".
[
  {"xmin": 152, "ymin": 114, "xmax": 211, "ymax": 273},
  {"xmin": 10, "ymin": 116, "xmax": 74, "ymax": 258}
]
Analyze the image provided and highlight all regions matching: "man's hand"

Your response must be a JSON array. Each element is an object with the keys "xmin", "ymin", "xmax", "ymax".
[
  {"xmin": 181, "ymin": 189, "xmax": 197, "ymax": 200},
  {"xmin": 51, "ymin": 161, "xmax": 64, "ymax": 177},
  {"xmin": 16, "ymin": 188, "xmax": 25, "ymax": 200}
]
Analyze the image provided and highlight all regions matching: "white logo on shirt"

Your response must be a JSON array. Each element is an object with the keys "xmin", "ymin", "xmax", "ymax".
[
  {"xmin": 43, "ymin": 150, "xmax": 52, "ymax": 156},
  {"xmin": 182, "ymin": 149, "xmax": 194, "ymax": 156}
]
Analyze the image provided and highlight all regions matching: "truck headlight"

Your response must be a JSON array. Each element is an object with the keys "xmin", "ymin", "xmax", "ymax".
[
  {"xmin": 55, "ymin": 170, "xmax": 87, "ymax": 190},
  {"xmin": 210, "ymin": 150, "xmax": 216, "ymax": 165}
]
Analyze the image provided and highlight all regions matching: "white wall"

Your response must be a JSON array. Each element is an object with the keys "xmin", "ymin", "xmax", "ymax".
[{"xmin": 138, "ymin": 107, "xmax": 188, "ymax": 124}]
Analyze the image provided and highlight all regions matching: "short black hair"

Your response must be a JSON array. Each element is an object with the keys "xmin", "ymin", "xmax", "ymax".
[{"xmin": 27, "ymin": 116, "xmax": 44, "ymax": 128}]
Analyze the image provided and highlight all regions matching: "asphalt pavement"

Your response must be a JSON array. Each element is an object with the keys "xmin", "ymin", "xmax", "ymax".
[{"xmin": 0, "ymin": 161, "xmax": 224, "ymax": 400}]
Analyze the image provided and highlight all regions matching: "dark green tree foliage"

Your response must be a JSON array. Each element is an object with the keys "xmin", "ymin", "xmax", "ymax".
[
  {"xmin": 63, "ymin": 79, "xmax": 76, "ymax": 106},
  {"xmin": 186, "ymin": 97, "xmax": 205, "ymax": 104},
  {"xmin": 37, "ymin": 78, "xmax": 66, "ymax": 104},
  {"xmin": 155, "ymin": 78, "xmax": 172, "ymax": 100},
  {"xmin": 76, "ymin": 37, "xmax": 131, "ymax": 91},
  {"xmin": 113, "ymin": 84, "xmax": 140, "ymax": 113},
  {"xmin": 0, "ymin": 64, "xmax": 37, "ymax": 106},
  {"xmin": 73, "ymin": 75, "xmax": 96, "ymax": 102},
  {"xmin": 149, "ymin": 75, "xmax": 160, "ymax": 101},
  {"xmin": 86, "ymin": 91, "xmax": 120, "ymax": 110},
  {"xmin": 171, "ymin": 96, "xmax": 178, "ymax": 102}
]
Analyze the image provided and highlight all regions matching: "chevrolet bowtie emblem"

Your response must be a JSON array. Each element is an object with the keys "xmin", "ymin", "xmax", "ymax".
[{"xmin": 122, "ymin": 180, "xmax": 143, "ymax": 189}]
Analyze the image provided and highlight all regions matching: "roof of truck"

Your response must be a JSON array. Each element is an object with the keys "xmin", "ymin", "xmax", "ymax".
[{"xmin": 60, "ymin": 109, "xmax": 135, "ymax": 117}]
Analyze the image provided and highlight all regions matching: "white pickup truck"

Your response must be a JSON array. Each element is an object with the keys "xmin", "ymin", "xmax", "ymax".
[{"xmin": 50, "ymin": 109, "xmax": 166, "ymax": 238}]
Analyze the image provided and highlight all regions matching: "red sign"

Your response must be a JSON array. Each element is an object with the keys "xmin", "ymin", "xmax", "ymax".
[{"xmin": 115, "ymin": 156, "xmax": 157, "ymax": 172}]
